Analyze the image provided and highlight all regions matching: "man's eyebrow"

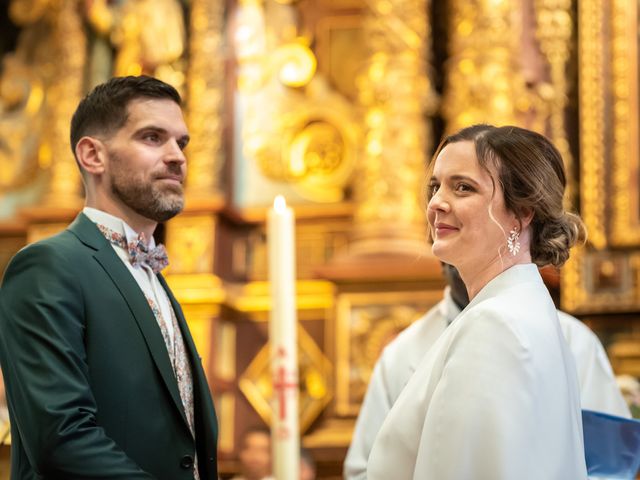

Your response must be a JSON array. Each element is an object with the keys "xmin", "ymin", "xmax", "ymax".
[{"xmin": 135, "ymin": 126, "xmax": 190, "ymax": 143}]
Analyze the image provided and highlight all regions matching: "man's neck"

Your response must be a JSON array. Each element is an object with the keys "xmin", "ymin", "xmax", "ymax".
[{"xmin": 84, "ymin": 204, "xmax": 157, "ymax": 243}]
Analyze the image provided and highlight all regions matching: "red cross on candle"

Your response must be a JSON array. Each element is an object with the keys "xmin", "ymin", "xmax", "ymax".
[{"xmin": 273, "ymin": 365, "xmax": 298, "ymax": 420}]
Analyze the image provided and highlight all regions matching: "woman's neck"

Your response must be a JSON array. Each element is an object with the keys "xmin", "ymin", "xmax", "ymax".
[{"xmin": 459, "ymin": 250, "xmax": 532, "ymax": 300}]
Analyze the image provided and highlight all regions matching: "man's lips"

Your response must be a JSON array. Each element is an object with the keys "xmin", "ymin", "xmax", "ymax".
[{"xmin": 156, "ymin": 175, "xmax": 183, "ymax": 184}]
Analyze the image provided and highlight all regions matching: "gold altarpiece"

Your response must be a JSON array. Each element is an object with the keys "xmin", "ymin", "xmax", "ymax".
[{"xmin": 0, "ymin": 1, "xmax": 639, "ymax": 478}]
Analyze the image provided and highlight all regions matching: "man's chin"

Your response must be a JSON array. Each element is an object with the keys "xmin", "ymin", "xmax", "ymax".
[
  {"xmin": 146, "ymin": 194, "xmax": 184, "ymax": 222},
  {"xmin": 156, "ymin": 204, "xmax": 184, "ymax": 222}
]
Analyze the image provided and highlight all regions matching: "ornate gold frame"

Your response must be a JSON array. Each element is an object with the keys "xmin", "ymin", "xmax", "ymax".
[{"xmin": 335, "ymin": 290, "xmax": 443, "ymax": 416}]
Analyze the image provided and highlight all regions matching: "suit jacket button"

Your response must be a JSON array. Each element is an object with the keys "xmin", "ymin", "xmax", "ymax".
[{"xmin": 180, "ymin": 455, "xmax": 194, "ymax": 469}]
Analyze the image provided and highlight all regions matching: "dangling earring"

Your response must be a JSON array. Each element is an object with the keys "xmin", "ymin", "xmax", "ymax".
[{"xmin": 507, "ymin": 227, "xmax": 520, "ymax": 256}]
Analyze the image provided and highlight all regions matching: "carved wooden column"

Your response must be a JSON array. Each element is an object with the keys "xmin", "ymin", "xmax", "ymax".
[
  {"xmin": 349, "ymin": 0, "xmax": 436, "ymax": 257},
  {"xmin": 185, "ymin": 0, "xmax": 225, "ymax": 200},
  {"xmin": 39, "ymin": 0, "xmax": 85, "ymax": 208},
  {"xmin": 164, "ymin": 0, "xmax": 228, "ymax": 452},
  {"xmin": 442, "ymin": 0, "xmax": 528, "ymax": 132},
  {"xmin": 534, "ymin": 0, "xmax": 575, "ymax": 204}
]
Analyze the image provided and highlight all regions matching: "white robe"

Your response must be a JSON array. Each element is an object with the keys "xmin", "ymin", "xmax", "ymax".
[
  {"xmin": 365, "ymin": 264, "xmax": 588, "ymax": 480},
  {"xmin": 345, "ymin": 281, "xmax": 629, "ymax": 480}
]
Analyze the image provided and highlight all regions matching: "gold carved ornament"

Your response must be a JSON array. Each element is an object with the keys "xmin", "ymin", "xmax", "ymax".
[
  {"xmin": 234, "ymin": 1, "xmax": 357, "ymax": 202},
  {"xmin": 185, "ymin": 0, "xmax": 225, "ymax": 198},
  {"xmin": 577, "ymin": 0, "xmax": 607, "ymax": 249},
  {"xmin": 0, "ymin": 58, "xmax": 45, "ymax": 190},
  {"xmin": 4, "ymin": 0, "xmax": 85, "ymax": 206},
  {"xmin": 611, "ymin": 0, "xmax": 640, "ymax": 246},
  {"xmin": 442, "ymin": 0, "xmax": 528, "ymax": 131},
  {"xmin": 352, "ymin": 0, "xmax": 435, "ymax": 253},
  {"xmin": 534, "ymin": 0, "xmax": 575, "ymax": 207},
  {"xmin": 334, "ymin": 290, "xmax": 443, "ymax": 416}
]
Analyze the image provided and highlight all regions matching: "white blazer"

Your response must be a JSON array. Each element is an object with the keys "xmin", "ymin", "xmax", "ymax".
[{"xmin": 366, "ymin": 264, "xmax": 588, "ymax": 480}]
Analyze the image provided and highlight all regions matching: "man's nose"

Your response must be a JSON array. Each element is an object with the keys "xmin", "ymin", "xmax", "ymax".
[{"xmin": 164, "ymin": 139, "xmax": 186, "ymax": 164}]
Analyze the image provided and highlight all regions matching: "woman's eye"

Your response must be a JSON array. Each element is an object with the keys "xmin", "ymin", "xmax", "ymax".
[
  {"xmin": 428, "ymin": 184, "xmax": 439, "ymax": 197},
  {"xmin": 455, "ymin": 183, "xmax": 472, "ymax": 193}
]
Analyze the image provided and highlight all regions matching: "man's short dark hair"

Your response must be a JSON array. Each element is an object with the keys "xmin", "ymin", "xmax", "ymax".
[{"xmin": 70, "ymin": 75, "xmax": 182, "ymax": 158}]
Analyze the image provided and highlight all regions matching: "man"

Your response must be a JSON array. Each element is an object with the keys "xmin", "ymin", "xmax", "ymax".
[
  {"xmin": 0, "ymin": 76, "xmax": 218, "ymax": 479},
  {"xmin": 344, "ymin": 264, "xmax": 630, "ymax": 479},
  {"xmin": 231, "ymin": 427, "xmax": 273, "ymax": 480}
]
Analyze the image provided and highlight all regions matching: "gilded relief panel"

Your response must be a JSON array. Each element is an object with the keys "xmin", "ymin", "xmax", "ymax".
[{"xmin": 335, "ymin": 290, "xmax": 443, "ymax": 416}]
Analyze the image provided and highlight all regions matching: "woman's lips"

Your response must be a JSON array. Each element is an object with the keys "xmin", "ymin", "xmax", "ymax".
[{"xmin": 434, "ymin": 223, "xmax": 458, "ymax": 236}]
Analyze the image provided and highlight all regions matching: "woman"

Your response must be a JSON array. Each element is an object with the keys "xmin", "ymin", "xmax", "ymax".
[{"xmin": 367, "ymin": 125, "xmax": 588, "ymax": 479}]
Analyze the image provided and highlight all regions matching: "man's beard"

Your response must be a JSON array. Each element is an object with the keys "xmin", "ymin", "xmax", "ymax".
[{"xmin": 109, "ymin": 156, "xmax": 185, "ymax": 223}]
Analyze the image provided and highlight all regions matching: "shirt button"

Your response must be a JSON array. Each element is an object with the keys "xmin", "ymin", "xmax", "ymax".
[{"xmin": 180, "ymin": 455, "xmax": 194, "ymax": 469}]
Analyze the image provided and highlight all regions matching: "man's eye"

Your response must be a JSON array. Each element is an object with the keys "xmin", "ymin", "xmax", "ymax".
[{"xmin": 143, "ymin": 133, "xmax": 160, "ymax": 142}]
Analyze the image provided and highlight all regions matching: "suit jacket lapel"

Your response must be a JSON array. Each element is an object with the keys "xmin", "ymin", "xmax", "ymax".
[
  {"xmin": 157, "ymin": 275, "xmax": 203, "ymax": 379},
  {"xmin": 158, "ymin": 274, "xmax": 219, "ymax": 448},
  {"xmin": 68, "ymin": 214, "xmax": 189, "ymax": 429}
]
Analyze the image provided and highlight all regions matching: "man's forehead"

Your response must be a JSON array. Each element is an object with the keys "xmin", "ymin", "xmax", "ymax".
[
  {"xmin": 124, "ymin": 98, "xmax": 187, "ymax": 132},
  {"xmin": 125, "ymin": 97, "xmax": 183, "ymax": 119}
]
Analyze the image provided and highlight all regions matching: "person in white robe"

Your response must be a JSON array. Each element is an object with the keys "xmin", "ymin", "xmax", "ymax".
[
  {"xmin": 366, "ymin": 124, "xmax": 589, "ymax": 479},
  {"xmin": 345, "ymin": 270, "xmax": 630, "ymax": 480}
]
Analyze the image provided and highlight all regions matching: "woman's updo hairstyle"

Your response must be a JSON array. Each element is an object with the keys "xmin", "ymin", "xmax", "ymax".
[{"xmin": 430, "ymin": 124, "xmax": 586, "ymax": 268}]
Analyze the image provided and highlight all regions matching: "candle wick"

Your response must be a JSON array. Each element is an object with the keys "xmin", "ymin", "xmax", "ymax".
[{"xmin": 274, "ymin": 195, "xmax": 287, "ymax": 213}]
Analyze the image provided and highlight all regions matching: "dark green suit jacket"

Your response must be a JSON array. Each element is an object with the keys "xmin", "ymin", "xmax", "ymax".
[{"xmin": 0, "ymin": 213, "xmax": 218, "ymax": 479}]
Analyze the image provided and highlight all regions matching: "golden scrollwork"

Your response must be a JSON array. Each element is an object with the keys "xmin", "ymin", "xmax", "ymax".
[
  {"xmin": 578, "ymin": 0, "xmax": 607, "ymax": 249},
  {"xmin": 534, "ymin": 0, "xmax": 575, "ymax": 206},
  {"xmin": 235, "ymin": 1, "xmax": 356, "ymax": 202},
  {"xmin": 185, "ymin": 0, "xmax": 225, "ymax": 198},
  {"xmin": 352, "ymin": 0, "xmax": 436, "ymax": 255},
  {"xmin": 241, "ymin": 76, "xmax": 358, "ymax": 202}
]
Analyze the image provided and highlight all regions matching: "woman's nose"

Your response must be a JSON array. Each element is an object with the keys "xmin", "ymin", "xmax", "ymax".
[{"xmin": 428, "ymin": 189, "xmax": 449, "ymax": 213}]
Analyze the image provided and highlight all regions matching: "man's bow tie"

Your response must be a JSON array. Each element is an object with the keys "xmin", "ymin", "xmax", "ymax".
[
  {"xmin": 96, "ymin": 224, "xmax": 169, "ymax": 273},
  {"xmin": 128, "ymin": 237, "xmax": 169, "ymax": 273}
]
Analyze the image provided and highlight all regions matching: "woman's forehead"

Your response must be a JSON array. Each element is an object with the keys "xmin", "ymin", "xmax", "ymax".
[{"xmin": 434, "ymin": 141, "xmax": 496, "ymax": 178}]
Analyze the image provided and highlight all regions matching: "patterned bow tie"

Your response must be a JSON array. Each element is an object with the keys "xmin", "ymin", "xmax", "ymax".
[{"xmin": 96, "ymin": 224, "xmax": 169, "ymax": 273}]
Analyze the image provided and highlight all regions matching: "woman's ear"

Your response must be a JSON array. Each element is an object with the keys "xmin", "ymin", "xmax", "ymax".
[
  {"xmin": 75, "ymin": 136, "xmax": 106, "ymax": 175},
  {"xmin": 519, "ymin": 207, "xmax": 534, "ymax": 229}
]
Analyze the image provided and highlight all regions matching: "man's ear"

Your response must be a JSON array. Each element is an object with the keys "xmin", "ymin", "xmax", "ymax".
[{"xmin": 75, "ymin": 136, "xmax": 106, "ymax": 175}]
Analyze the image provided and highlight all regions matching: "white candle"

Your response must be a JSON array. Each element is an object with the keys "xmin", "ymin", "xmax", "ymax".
[{"xmin": 267, "ymin": 195, "xmax": 300, "ymax": 480}]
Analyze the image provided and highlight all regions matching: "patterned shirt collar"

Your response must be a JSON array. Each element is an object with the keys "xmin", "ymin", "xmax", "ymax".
[{"xmin": 83, "ymin": 207, "xmax": 157, "ymax": 250}]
